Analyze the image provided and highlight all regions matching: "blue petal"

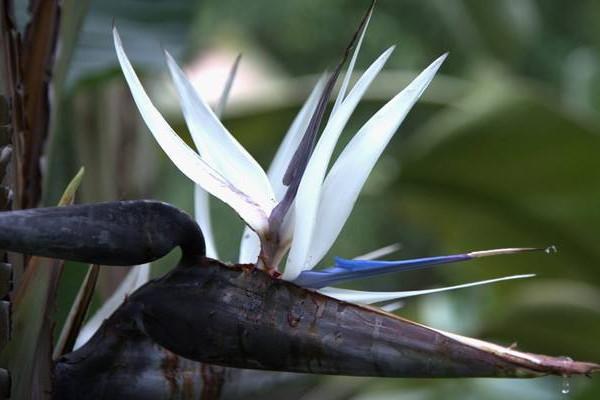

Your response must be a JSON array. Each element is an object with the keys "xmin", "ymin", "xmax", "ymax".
[
  {"xmin": 293, "ymin": 253, "xmax": 471, "ymax": 288},
  {"xmin": 334, "ymin": 254, "xmax": 471, "ymax": 271},
  {"xmin": 293, "ymin": 247, "xmax": 545, "ymax": 289}
]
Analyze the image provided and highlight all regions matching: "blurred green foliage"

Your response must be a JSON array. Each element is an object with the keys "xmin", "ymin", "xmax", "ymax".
[{"xmin": 45, "ymin": 0, "xmax": 600, "ymax": 398}]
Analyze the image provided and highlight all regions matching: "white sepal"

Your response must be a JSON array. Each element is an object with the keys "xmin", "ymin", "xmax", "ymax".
[
  {"xmin": 310, "ymin": 54, "xmax": 447, "ymax": 263},
  {"xmin": 195, "ymin": 184, "xmax": 218, "ymax": 259},
  {"xmin": 354, "ymin": 243, "xmax": 402, "ymax": 260},
  {"xmin": 196, "ymin": 54, "xmax": 242, "ymax": 260},
  {"xmin": 215, "ymin": 54, "xmax": 241, "ymax": 118},
  {"xmin": 380, "ymin": 301, "xmax": 404, "ymax": 312},
  {"xmin": 331, "ymin": 6, "xmax": 372, "ymax": 114},
  {"xmin": 238, "ymin": 77, "xmax": 327, "ymax": 265},
  {"xmin": 319, "ymin": 274, "xmax": 534, "ymax": 304},
  {"xmin": 75, "ymin": 264, "xmax": 151, "ymax": 349},
  {"xmin": 267, "ymin": 76, "xmax": 327, "ymax": 200},
  {"xmin": 239, "ymin": 226, "xmax": 261, "ymax": 264},
  {"xmin": 284, "ymin": 47, "xmax": 395, "ymax": 280},
  {"xmin": 165, "ymin": 51, "xmax": 275, "ymax": 209},
  {"xmin": 113, "ymin": 28, "xmax": 271, "ymax": 233}
]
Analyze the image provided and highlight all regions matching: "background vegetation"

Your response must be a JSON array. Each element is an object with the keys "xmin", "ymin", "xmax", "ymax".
[{"xmin": 39, "ymin": 0, "xmax": 600, "ymax": 398}]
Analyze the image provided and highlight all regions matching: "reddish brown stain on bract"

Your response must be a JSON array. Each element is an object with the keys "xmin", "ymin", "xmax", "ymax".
[
  {"xmin": 160, "ymin": 348, "xmax": 179, "ymax": 395},
  {"xmin": 200, "ymin": 364, "xmax": 225, "ymax": 400}
]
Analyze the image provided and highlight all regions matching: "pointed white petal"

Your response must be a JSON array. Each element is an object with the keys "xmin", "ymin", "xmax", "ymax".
[
  {"xmin": 113, "ymin": 28, "xmax": 271, "ymax": 233},
  {"xmin": 267, "ymin": 76, "xmax": 327, "ymax": 200},
  {"xmin": 239, "ymin": 226, "xmax": 260, "ymax": 263},
  {"xmin": 75, "ymin": 264, "xmax": 151, "ymax": 349},
  {"xmin": 215, "ymin": 54, "xmax": 241, "ymax": 118},
  {"xmin": 236, "ymin": 74, "xmax": 328, "ymax": 266},
  {"xmin": 354, "ymin": 243, "xmax": 402, "ymax": 260},
  {"xmin": 380, "ymin": 301, "xmax": 405, "ymax": 312},
  {"xmin": 236, "ymin": 77, "xmax": 327, "ymax": 265},
  {"xmin": 195, "ymin": 184, "xmax": 218, "ymax": 258},
  {"xmin": 165, "ymin": 51, "xmax": 275, "ymax": 208},
  {"xmin": 195, "ymin": 55, "xmax": 241, "ymax": 260},
  {"xmin": 331, "ymin": 7, "xmax": 372, "ymax": 114},
  {"xmin": 310, "ymin": 54, "xmax": 447, "ymax": 263},
  {"xmin": 318, "ymin": 274, "xmax": 534, "ymax": 304},
  {"xmin": 284, "ymin": 47, "xmax": 395, "ymax": 280}
]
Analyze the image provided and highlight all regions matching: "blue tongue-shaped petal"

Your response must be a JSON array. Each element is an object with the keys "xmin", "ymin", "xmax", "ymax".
[
  {"xmin": 293, "ymin": 247, "xmax": 549, "ymax": 289},
  {"xmin": 335, "ymin": 253, "xmax": 471, "ymax": 271}
]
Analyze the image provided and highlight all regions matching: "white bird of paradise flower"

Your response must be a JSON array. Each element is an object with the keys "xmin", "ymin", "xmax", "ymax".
[{"xmin": 76, "ymin": 8, "xmax": 545, "ymax": 348}]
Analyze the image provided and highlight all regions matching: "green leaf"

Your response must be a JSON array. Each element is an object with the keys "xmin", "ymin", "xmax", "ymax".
[{"xmin": 58, "ymin": 167, "xmax": 85, "ymax": 206}]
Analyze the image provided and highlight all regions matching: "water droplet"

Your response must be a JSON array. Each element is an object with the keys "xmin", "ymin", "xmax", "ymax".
[
  {"xmin": 561, "ymin": 375, "xmax": 570, "ymax": 395},
  {"xmin": 558, "ymin": 356, "xmax": 573, "ymax": 395},
  {"xmin": 545, "ymin": 245, "xmax": 558, "ymax": 255}
]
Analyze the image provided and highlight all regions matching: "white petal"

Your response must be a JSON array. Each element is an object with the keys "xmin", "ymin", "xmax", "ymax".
[
  {"xmin": 318, "ymin": 274, "xmax": 534, "ymax": 304},
  {"xmin": 195, "ymin": 184, "xmax": 218, "ymax": 259},
  {"xmin": 236, "ymin": 77, "xmax": 327, "ymax": 265},
  {"xmin": 267, "ymin": 76, "xmax": 327, "ymax": 200},
  {"xmin": 165, "ymin": 51, "xmax": 275, "ymax": 209},
  {"xmin": 239, "ymin": 206, "xmax": 295, "ymax": 265},
  {"xmin": 354, "ymin": 243, "xmax": 402, "ymax": 260},
  {"xmin": 380, "ymin": 301, "xmax": 404, "ymax": 312},
  {"xmin": 196, "ymin": 55, "xmax": 241, "ymax": 260},
  {"xmin": 284, "ymin": 47, "xmax": 395, "ymax": 280},
  {"xmin": 75, "ymin": 264, "xmax": 151, "ymax": 349},
  {"xmin": 215, "ymin": 54, "xmax": 241, "ymax": 118},
  {"xmin": 239, "ymin": 226, "xmax": 260, "ymax": 264},
  {"xmin": 113, "ymin": 28, "xmax": 271, "ymax": 233},
  {"xmin": 310, "ymin": 54, "xmax": 447, "ymax": 263},
  {"xmin": 331, "ymin": 6, "xmax": 372, "ymax": 115}
]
